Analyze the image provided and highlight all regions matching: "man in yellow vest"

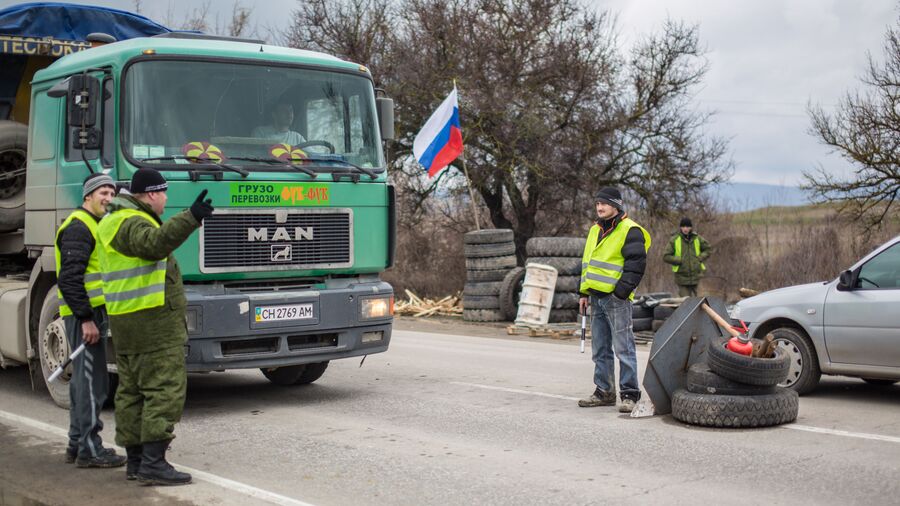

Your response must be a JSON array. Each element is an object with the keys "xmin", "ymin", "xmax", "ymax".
[
  {"xmin": 56, "ymin": 173, "xmax": 126, "ymax": 468},
  {"xmin": 577, "ymin": 187, "xmax": 651, "ymax": 414},
  {"xmin": 663, "ymin": 217, "xmax": 711, "ymax": 297},
  {"xmin": 98, "ymin": 168, "xmax": 213, "ymax": 485}
]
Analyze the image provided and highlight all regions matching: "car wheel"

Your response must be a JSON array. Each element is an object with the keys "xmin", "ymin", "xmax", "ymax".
[
  {"xmin": 706, "ymin": 337, "xmax": 791, "ymax": 386},
  {"xmin": 862, "ymin": 378, "xmax": 898, "ymax": 386},
  {"xmin": 770, "ymin": 327, "xmax": 821, "ymax": 395}
]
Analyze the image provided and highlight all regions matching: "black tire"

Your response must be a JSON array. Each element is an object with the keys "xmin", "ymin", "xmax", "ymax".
[
  {"xmin": 462, "ymin": 295, "xmax": 500, "ymax": 309},
  {"xmin": 261, "ymin": 365, "xmax": 305, "ymax": 386},
  {"xmin": 463, "ymin": 308, "xmax": 505, "ymax": 322},
  {"xmin": 463, "ymin": 281, "xmax": 502, "ymax": 296},
  {"xmin": 651, "ymin": 319, "xmax": 664, "ymax": 332},
  {"xmin": 464, "ymin": 242, "xmax": 516, "ymax": 258},
  {"xmin": 770, "ymin": 327, "xmax": 821, "ymax": 395},
  {"xmin": 295, "ymin": 361, "xmax": 329, "ymax": 384},
  {"xmin": 526, "ymin": 257, "xmax": 581, "ymax": 275},
  {"xmin": 707, "ymin": 338, "xmax": 791, "ymax": 386},
  {"xmin": 551, "ymin": 292, "xmax": 580, "ymax": 309},
  {"xmin": 525, "ymin": 237, "xmax": 584, "ymax": 257},
  {"xmin": 645, "ymin": 292, "xmax": 673, "ymax": 300},
  {"xmin": 0, "ymin": 120, "xmax": 27, "ymax": 232},
  {"xmin": 671, "ymin": 388, "xmax": 799, "ymax": 428},
  {"xmin": 37, "ymin": 286, "xmax": 71, "ymax": 408},
  {"xmin": 653, "ymin": 305, "xmax": 676, "ymax": 320},
  {"xmin": 686, "ymin": 362, "xmax": 777, "ymax": 396},
  {"xmin": 632, "ymin": 305, "xmax": 653, "ymax": 319},
  {"xmin": 464, "ymin": 229, "xmax": 513, "ymax": 245},
  {"xmin": 466, "ymin": 268, "xmax": 509, "ymax": 282},
  {"xmin": 633, "ymin": 317, "xmax": 653, "ymax": 332},
  {"xmin": 499, "ymin": 267, "xmax": 526, "ymax": 320},
  {"xmin": 555, "ymin": 275, "xmax": 580, "ymax": 292},
  {"xmin": 862, "ymin": 378, "xmax": 898, "ymax": 386},
  {"xmin": 548, "ymin": 309, "xmax": 578, "ymax": 323},
  {"xmin": 465, "ymin": 255, "xmax": 517, "ymax": 271}
]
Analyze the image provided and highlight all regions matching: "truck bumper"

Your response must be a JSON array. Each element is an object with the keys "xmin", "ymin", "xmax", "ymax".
[{"xmin": 182, "ymin": 279, "xmax": 393, "ymax": 372}]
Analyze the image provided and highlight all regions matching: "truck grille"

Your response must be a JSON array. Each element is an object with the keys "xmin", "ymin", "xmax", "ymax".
[{"xmin": 200, "ymin": 209, "xmax": 353, "ymax": 273}]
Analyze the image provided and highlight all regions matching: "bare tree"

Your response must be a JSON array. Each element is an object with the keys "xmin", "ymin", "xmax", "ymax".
[{"xmin": 806, "ymin": 18, "xmax": 900, "ymax": 228}]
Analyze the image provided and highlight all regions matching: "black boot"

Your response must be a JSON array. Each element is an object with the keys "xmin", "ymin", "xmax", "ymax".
[
  {"xmin": 125, "ymin": 445, "xmax": 143, "ymax": 480},
  {"xmin": 136, "ymin": 440, "xmax": 192, "ymax": 486}
]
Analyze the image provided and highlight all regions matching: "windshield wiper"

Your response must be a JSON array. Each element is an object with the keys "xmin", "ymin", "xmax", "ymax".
[
  {"xmin": 226, "ymin": 156, "xmax": 316, "ymax": 178},
  {"xmin": 303, "ymin": 155, "xmax": 379, "ymax": 180},
  {"xmin": 139, "ymin": 155, "xmax": 249, "ymax": 177}
]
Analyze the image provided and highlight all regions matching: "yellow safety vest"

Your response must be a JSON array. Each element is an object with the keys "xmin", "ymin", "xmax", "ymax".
[
  {"xmin": 672, "ymin": 236, "xmax": 705, "ymax": 272},
  {"xmin": 579, "ymin": 217, "xmax": 651, "ymax": 301},
  {"xmin": 97, "ymin": 208, "xmax": 167, "ymax": 315},
  {"xmin": 54, "ymin": 209, "xmax": 105, "ymax": 316}
]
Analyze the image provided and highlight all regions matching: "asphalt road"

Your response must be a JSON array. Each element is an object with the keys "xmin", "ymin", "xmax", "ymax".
[{"xmin": 1, "ymin": 323, "xmax": 899, "ymax": 505}]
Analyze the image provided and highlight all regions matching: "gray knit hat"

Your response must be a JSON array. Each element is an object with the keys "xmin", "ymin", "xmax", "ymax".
[{"xmin": 82, "ymin": 173, "xmax": 115, "ymax": 198}]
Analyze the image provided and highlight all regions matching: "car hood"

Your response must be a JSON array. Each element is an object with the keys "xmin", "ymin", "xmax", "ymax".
[{"xmin": 735, "ymin": 281, "xmax": 830, "ymax": 322}]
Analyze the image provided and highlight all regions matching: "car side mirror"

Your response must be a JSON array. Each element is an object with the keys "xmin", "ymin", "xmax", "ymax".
[{"xmin": 837, "ymin": 270, "xmax": 856, "ymax": 291}]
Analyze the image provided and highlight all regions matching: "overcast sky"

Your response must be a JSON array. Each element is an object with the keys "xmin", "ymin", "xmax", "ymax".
[{"xmin": 3, "ymin": 0, "xmax": 898, "ymax": 186}]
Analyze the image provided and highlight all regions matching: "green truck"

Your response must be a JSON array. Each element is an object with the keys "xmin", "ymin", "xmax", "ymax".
[{"xmin": 0, "ymin": 4, "xmax": 396, "ymax": 407}]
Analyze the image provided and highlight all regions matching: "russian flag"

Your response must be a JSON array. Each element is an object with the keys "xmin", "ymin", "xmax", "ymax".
[{"xmin": 413, "ymin": 87, "xmax": 463, "ymax": 178}]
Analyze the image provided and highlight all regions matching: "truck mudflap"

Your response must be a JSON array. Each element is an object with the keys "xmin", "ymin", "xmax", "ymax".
[{"xmin": 182, "ymin": 280, "xmax": 393, "ymax": 372}]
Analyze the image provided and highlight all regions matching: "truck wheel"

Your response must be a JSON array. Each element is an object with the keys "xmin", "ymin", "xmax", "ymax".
[
  {"xmin": 526, "ymin": 257, "xmax": 581, "ymax": 275},
  {"xmin": 294, "ymin": 361, "xmax": 329, "ymax": 384},
  {"xmin": 770, "ymin": 327, "xmax": 821, "ymax": 395},
  {"xmin": 464, "ymin": 229, "xmax": 513, "ymax": 245},
  {"xmin": 261, "ymin": 365, "xmax": 305, "ymax": 386},
  {"xmin": 464, "ymin": 242, "xmax": 516, "ymax": 258},
  {"xmin": 498, "ymin": 267, "xmax": 525, "ymax": 320},
  {"xmin": 465, "ymin": 255, "xmax": 517, "ymax": 271},
  {"xmin": 555, "ymin": 275, "xmax": 580, "ymax": 293},
  {"xmin": 37, "ymin": 286, "xmax": 71, "ymax": 408},
  {"xmin": 671, "ymin": 387, "xmax": 799, "ymax": 428},
  {"xmin": 0, "ymin": 121, "xmax": 27, "ymax": 232},
  {"xmin": 525, "ymin": 237, "xmax": 584, "ymax": 257}
]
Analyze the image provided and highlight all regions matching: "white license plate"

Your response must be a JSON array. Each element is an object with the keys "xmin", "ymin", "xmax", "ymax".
[{"xmin": 254, "ymin": 303, "xmax": 314, "ymax": 322}]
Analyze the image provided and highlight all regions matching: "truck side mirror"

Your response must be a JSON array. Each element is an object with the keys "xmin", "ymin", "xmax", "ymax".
[
  {"xmin": 837, "ymin": 269, "xmax": 857, "ymax": 291},
  {"xmin": 376, "ymin": 96, "xmax": 394, "ymax": 141},
  {"xmin": 67, "ymin": 74, "xmax": 101, "ymax": 127}
]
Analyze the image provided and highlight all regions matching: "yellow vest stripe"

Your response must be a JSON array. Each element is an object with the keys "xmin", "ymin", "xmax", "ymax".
[
  {"xmin": 102, "ymin": 261, "xmax": 166, "ymax": 282},
  {"xmin": 103, "ymin": 283, "xmax": 166, "ymax": 302}
]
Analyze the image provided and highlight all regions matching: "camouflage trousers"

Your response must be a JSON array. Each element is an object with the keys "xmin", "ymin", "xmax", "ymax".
[{"xmin": 113, "ymin": 345, "xmax": 186, "ymax": 447}]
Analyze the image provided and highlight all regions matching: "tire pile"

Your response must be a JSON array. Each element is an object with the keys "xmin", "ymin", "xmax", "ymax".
[
  {"xmin": 671, "ymin": 337, "xmax": 799, "ymax": 428},
  {"xmin": 462, "ymin": 229, "xmax": 518, "ymax": 322},
  {"xmin": 631, "ymin": 292, "xmax": 672, "ymax": 332}
]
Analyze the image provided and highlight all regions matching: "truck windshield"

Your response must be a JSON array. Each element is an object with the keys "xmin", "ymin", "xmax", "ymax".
[{"xmin": 122, "ymin": 59, "xmax": 384, "ymax": 171}]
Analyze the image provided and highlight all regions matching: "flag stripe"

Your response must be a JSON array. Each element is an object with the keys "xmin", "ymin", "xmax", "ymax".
[
  {"xmin": 419, "ymin": 108, "xmax": 461, "ymax": 172},
  {"xmin": 427, "ymin": 126, "xmax": 463, "ymax": 177}
]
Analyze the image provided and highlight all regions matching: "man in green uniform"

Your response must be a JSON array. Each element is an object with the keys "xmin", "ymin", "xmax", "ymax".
[
  {"xmin": 97, "ymin": 169, "xmax": 213, "ymax": 485},
  {"xmin": 662, "ymin": 217, "xmax": 711, "ymax": 297}
]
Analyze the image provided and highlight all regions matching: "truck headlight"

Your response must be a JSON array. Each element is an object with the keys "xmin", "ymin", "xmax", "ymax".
[{"xmin": 360, "ymin": 296, "xmax": 393, "ymax": 320}]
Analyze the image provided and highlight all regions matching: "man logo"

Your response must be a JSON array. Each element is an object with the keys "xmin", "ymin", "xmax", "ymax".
[
  {"xmin": 248, "ymin": 227, "xmax": 314, "ymax": 242},
  {"xmin": 271, "ymin": 244, "xmax": 292, "ymax": 262}
]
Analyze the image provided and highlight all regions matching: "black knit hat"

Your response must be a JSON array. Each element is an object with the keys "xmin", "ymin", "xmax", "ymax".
[
  {"xmin": 680, "ymin": 217, "xmax": 693, "ymax": 228},
  {"xmin": 82, "ymin": 172, "xmax": 115, "ymax": 198},
  {"xmin": 130, "ymin": 168, "xmax": 168, "ymax": 193},
  {"xmin": 594, "ymin": 186, "xmax": 623, "ymax": 210}
]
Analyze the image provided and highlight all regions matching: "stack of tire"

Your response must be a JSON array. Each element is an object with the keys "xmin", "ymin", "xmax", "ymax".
[
  {"xmin": 671, "ymin": 337, "xmax": 799, "ymax": 428},
  {"xmin": 463, "ymin": 229, "xmax": 518, "ymax": 322},
  {"xmin": 495, "ymin": 237, "xmax": 583, "ymax": 323},
  {"xmin": 631, "ymin": 292, "xmax": 672, "ymax": 332}
]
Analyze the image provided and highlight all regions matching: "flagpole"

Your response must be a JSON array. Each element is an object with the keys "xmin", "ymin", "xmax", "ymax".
[{"xmin": 453, "ymin": 80, "xmax": 481, "ymax": 231}]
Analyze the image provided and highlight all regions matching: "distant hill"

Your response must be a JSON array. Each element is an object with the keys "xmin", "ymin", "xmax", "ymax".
[{"xmin": 707, "ymin": 182, "xmax": 813, "ymax": 211}]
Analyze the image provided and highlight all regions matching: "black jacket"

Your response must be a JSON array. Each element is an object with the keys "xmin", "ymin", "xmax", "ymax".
[
  {"xmin": 584, "ymin": 212, "xmax": 647, "ymax": 300},
  {"xmin": 57, "ymin": 211, "xmax": 102, "ymax": 322}
]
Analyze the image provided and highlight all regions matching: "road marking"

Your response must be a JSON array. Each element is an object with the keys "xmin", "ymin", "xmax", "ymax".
[
  {"xmin": 784, "ymin": 424, "xmax": 900, "ymax": 444},
  {"xmin": 0, "ymin": 409, "xmax": 316, "ymax": 506},
  {"xmin": 450, "ymin": 382, "xmax": 900, "ymax": 444},
  {"xmin": 450, "ymin": 381, "xmax": 580, "ymax": 401}
]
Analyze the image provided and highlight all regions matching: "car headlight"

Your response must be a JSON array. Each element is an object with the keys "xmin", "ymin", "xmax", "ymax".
[{"xmin": 360, "ymin": 295, "xmax": 393, "ymax": 320}]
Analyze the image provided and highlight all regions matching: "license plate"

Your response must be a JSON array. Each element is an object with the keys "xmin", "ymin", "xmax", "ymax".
[{"xmin": 254, "ymin": 303, "xmax": 314, "ymax": 322}]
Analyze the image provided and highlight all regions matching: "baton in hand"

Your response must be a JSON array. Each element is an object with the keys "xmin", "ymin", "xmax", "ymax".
[
  {"xmin": 48, "ymin": 343, "xmax": 85, "ymax": 383},
  {"xmin": 579, "ymin": 307, "xmax": 587, "ymax": 353}
]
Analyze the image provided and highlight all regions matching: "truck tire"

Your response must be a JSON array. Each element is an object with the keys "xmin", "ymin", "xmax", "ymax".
[
  {"xmin": 526, "ymin": 257, "xmax": 581, "ymax": 275},
  {"xmin": 0, "ymin": 121, "xmax": 27, "ymax": 232},
  {"xmin": 671, "ymin": 388, "xmax": 799, "ymax": 428},
  {"xmin": 466, "ymin": 268, "xmax": 509, "ymax": 282},
  {"xmin": 37, "ymin": 286, "xmax": 71, "ymax": 408},
  {"xmin": 707, "ymin": 337, "xmax": 791, "ymax": 386},
  {"xmin": 632, "ymin": 317, "xmax": 653, "ymax": 332},
  {"xmin": 463, "ymin": 281, "xmax": 502, "ymax": 296},
  {"xmin": 548, "ymin": 309, "xmax": 578, "ymax": 323},
  {"xmin": 552, "ymin": 292, "xmax": 580, "ymax": 309},
  {"xmin": 294, "ymin": 361, "xmax": 329, "ymax": 384},
  {"xmin": 462, "ymin": 295, "xmax": 500, "ymax": 309},
  {"xmin": 465, "ymin": 255, "xmax": 517, "ymax": 271},
  {"xmin": 463, "ymin": 308, "xmax": 505, "ymax": 322},
  {"xmin": 555, "ymin": 275, "xmax": 580, "ymax": 293},
  {"xmin": 525, "ymin": 237, "xmax": 584, "ymax": 257},
  {"xmin": 499, "ymin": 267, "xmax": 525, "ymax": 320},
  {"xmin": 464, "ymin": 229, "xmax": 513, "ymax": 245},
  {"xmin": 464, "ymin": 242, "xmax": 515, "ymax": 258},
  {"xmin": 632, "ymin": 304, "xmax": 652, "ymax": 319},
  {"xmin": 770, "ymin": 326, "xmax": 821, "ymax": 395},
  {"xmin": 653, "ymin": 305, "xmax": 676, "ymax": 320},
  {"xmin": 261, "ymin": 365, "xmax": 305, "ymax": 386},
  {"xmin": 686, "ymin": 362, "xmax": 776, "ymax": 396}
]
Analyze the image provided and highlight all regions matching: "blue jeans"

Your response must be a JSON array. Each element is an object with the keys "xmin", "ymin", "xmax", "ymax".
[{"xmin": 590, "ymin": 295, "xmax": 641, "ymax": 400}]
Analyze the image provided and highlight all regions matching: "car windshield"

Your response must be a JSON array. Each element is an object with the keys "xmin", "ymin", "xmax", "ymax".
[{"xmin": 122, "ymin": 59, "xmax": 384, "ymax": 171}]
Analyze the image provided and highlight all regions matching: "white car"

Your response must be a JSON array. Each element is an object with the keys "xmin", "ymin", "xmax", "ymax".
[{"xmin": 731, "ymin": 235, "xmax": 900, "ymax": 394}]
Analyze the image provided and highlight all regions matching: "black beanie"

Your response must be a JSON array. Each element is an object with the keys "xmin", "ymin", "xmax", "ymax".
[
  {"xmin": 680, "ymin": 217, "xmax": 693, "ymax": 228},
  {"xmin": 130, "ymin": 168, "xmax": 168, "ymax": 193},
  {"xmin": 594, "ymin": 187, "xmax": 623, "ymax": 210}
]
